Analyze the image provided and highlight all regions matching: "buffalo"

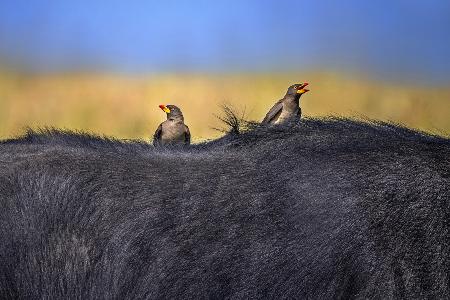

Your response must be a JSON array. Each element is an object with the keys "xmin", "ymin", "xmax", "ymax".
[{"xmin": 0, "ymin": 117, "xmax": 449, "ymax": 299}]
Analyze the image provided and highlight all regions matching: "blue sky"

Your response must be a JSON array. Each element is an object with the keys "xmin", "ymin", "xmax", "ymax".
[{"xmin": 0, "ymin": 0, "xmax": 449, "ymax": 83}]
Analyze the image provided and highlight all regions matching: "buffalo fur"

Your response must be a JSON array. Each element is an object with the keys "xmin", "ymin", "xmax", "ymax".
[{"xmin": 0, "ymin": 118, "xmax": 449, "ymax": 299}]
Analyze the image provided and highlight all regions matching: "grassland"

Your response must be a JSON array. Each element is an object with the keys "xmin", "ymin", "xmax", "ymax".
[{"xmin": 0, "ymin": 71, "xmax": 449, "ymax": 141}]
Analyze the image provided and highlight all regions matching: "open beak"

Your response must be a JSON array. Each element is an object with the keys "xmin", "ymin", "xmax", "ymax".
[
  {"xmin": 159, "ymin": 104, "xmax": 171, "ymax": 114},
  {"xmin": 297, "ymin": 88, "xmax": 310, "ymax": 94},
  {"xmin": 296, "ymin": 82, "xmax": 310, "ymax": 94}
]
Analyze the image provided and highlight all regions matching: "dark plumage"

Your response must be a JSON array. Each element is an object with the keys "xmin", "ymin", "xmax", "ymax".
[
  {"xmin": 153, "ymin": 104, "xmax": 190, "ymax": 146},
  {"xmin": 0, "ymin": 118, "xmax": 449, "ymax": 299},
  {"xmin": 262, "ymin": 83, "xmax": 309, "ymax": 124}
]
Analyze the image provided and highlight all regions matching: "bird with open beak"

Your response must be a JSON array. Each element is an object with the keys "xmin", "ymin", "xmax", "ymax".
[
  {"xmin": 262, "ymin": 83, "xmax": 310, "ymax": 124},
  {"xmin": 153, "ymin": 104, "xmax": 190, "ymax": 147}
]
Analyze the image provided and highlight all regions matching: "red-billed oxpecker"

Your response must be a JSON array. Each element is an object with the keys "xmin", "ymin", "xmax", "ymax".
[{"xmin": 262, "ymin": 83, "xmax": 310, "ymax": 124}]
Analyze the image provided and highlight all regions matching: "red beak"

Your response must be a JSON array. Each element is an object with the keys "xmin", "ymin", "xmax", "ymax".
[{"xmin": 299, "ymin": 82, "xmax": 309, "ymax": 89}]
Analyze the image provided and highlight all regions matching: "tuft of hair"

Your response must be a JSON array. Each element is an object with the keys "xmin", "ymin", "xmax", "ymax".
[{"xmin": 214, "ymin": 104, "xmax": 258, "ymax": 135}]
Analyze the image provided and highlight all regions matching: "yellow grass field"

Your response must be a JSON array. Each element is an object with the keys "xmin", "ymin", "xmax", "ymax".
[{"xmin": 0, "ymin": 71, "xmax": 449, "ymax": 141}]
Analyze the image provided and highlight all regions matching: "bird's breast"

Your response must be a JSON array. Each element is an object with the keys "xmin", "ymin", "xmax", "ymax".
[
  {"xmin": 274, "ymin": 106, "xmax": 299, "ymax": 124},
  {"xmin": 161, "ymin": 122, "xmax": 186, "ymax": 143}
]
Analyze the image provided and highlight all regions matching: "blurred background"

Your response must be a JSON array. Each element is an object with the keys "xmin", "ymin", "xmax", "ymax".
[{"xmin": 0, "ymin": 0, "xmax": 449, "ymax": 141}]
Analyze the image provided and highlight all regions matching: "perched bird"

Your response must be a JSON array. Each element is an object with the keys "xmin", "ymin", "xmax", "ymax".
[
  {"xmin": 153, "ymin": 104, "xmax": 190, "ymax": 146},
  {"xmin": 262, "ymin": 83, "xmax": 310, "ymax": 124}
]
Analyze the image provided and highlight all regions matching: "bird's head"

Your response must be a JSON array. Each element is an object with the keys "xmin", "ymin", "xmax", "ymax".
[
  {"xmin": 159, "ymin": 104, "xmax": 184, "ymax": 119},
  {"xmin": 286, "ymin": 83, "xmax": 310, "ymax": 96}
]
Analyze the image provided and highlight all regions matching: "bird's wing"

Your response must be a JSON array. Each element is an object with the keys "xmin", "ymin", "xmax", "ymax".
[
  {"xmin": 262, "ymin": 100, "xmax": 283, "ymax": 123},
  {"xmin": 184, "ymin": 125, "xmax": 191, "ymax": 145},
  {"xmin": 153, "ymin": 123, "xmax": 163, "ymax": 146}
]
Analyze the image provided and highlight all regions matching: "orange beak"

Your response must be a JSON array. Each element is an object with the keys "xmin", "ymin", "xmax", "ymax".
[
  {"xmin": 159, "ymin": 104, "xmax": 171, "ymax": 113},
  {"xmin": 297, "ymin": 82, "xmax": 310, "ymax": 94}
]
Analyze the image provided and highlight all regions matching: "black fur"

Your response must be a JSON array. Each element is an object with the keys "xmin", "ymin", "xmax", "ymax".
[{"xmin": 0, "ymin": 118, "xmax": 449, "ymax": 299}]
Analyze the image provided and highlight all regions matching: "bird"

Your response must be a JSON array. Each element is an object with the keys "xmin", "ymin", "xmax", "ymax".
[
  {"xmin": 262, "ymin": 83, "xmax": 310, "ymax": 124},
  {"xmin": 153, "ymin": 104, "xmax": 190, "ymax": 147}
]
